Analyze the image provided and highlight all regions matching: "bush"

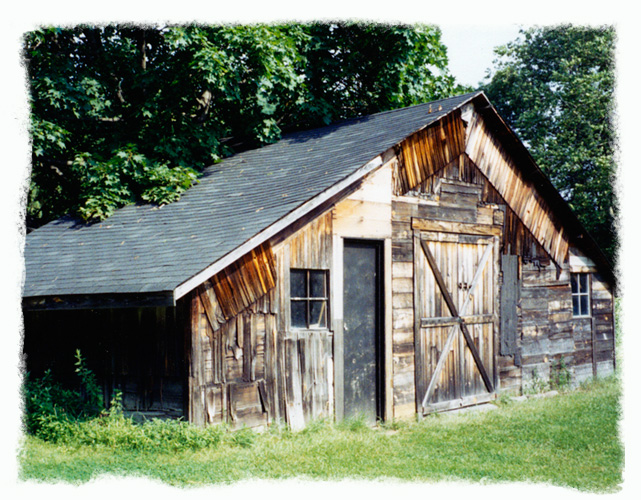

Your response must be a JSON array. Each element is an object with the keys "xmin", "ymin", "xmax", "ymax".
[
  {"xmin": 23, "ymin": 350, "xmax": 106, "ymax": 439},
  {"xmin": 23, "ymin": 350, "xmax": 239, "ymax": 451}
]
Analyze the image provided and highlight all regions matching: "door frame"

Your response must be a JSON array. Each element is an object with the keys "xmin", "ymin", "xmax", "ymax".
[
  {"xmin": 412, "ymin": 218, "xmax": 501, "ymax": 414},
  {"xmin": 333, "ymin": 237, "xmax": 390, "ymax": 421}
]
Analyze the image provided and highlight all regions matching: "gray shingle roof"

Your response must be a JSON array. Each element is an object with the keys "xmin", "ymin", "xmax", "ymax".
[{"xmin": 23, "ymin": 91, "xmax": 480, "ymax": 299}]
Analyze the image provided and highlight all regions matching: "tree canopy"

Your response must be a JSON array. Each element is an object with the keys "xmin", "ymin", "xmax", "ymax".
[
  {"xmin": 482, "ymin": 25, "xmax": 617, "ymax": 263},
  {"xmin": 25, "ymin": 23, "xmax": 466, "ymax": 227}
]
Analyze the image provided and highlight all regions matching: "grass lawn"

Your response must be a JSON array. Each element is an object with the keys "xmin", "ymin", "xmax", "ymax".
[{"xmin": 19, "ymin": 377, "xmax": 622, "ymax": 492}]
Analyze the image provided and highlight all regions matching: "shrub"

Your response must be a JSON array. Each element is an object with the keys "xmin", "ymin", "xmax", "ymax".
[
  {"xmin": 23, "ymin": 350, "xmax": 108, "ymax": 439},
  {"xmin": 23, "ymin": 350, "xmax": 246, "ymax": 452}
]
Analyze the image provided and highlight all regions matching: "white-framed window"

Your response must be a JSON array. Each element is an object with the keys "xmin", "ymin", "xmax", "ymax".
[
  {"xmin": 290, "ymin": 269, "xmax": 329, "ymax": 329},
  {"xmin": 571, "ymin": 273, "xmax": 591, "ymax": 317}
]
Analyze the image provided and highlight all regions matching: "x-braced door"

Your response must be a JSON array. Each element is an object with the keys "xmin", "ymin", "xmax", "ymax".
[{"xmin": 414, "ymin": 230, "xmax": 498, "ymax": 413}]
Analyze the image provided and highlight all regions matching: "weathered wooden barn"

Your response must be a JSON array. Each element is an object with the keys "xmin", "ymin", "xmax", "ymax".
[{"xmin": 23, "ymin": 91, "xmax": 616, "ymax": 429}]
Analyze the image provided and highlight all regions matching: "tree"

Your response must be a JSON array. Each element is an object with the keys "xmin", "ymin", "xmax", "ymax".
[
  {"xmin": 482, "ymin": 26, "xmax": 617, "ymax": 263},
  {"xmin": 24, "ymin": 23, "xmax": 466, "ymax": 228}
]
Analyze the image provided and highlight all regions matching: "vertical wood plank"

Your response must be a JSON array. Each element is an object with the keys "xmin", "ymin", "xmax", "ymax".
[
  {"xmin": 332, "ymin": 232, "xmax": 344, "ymax": 420},
  {"xmin": 189, "ymin": 292, "xmax": 205, "ymax": 426},
  {"xmin": 243, "ymin": 313, "xmax": 252, "ymax": 382},
  {"xmin": 500, "ymin": 254, "xmax": 519, "ymax": 355},
  {"xmin": 384, "ymin": 238, "xmax": 394, "ymax": 420}
]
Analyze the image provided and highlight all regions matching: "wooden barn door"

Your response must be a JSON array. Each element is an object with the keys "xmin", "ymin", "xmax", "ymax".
[{"xmin": 414, "ymin": 229, "xmax": 498, "ymax": 414}]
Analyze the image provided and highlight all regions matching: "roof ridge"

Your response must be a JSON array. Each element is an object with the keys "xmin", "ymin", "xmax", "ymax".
[
  {"xmin": 217, "ymin": 91, "xmax": 482, "ymax": 165},
  {"xmin": 353, "ymin": 90, "xmax": 482, "ymax": 119},
  {"xmin": 281, "ymin": 90, "xmax": 482, "ymax": 138}
]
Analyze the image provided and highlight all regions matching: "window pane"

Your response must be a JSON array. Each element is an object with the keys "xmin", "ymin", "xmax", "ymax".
[
  {"xmin": 291, "ymin": 270, "xmax": 307, "ymax": 298},
  {"xmin": 310, "ymin": 271, "xmax": 327, "ymax": 298},
  {"xmin": 579, "ymin": 274, "xmax": 588, "ymax": 293},
  {"xmin": 580, "ymin": 295, "xmax": 589, "ymax": 316},
  {"xmin": 291, "ymin": 300, "xmax": 307, "ymax": 328},
  {"xmin": 309, "ymin": 300, "xmax": 327, "ymax": 328},
  {"xmin": 571, "ymin": 274, "xmax": 578, "ymax": 294},
  {"xmin": 573, "ymin": 296, "xmax": 580, "ymax": 316}
]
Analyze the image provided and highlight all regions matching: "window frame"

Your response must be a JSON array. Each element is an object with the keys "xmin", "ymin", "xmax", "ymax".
[
  {"xmin": 290, "ymin": 268, "xmax": 330, "ymax": 330},
  {"xmin": 571, "ymin": 272, "xmax": 591, "ymax": 318}
]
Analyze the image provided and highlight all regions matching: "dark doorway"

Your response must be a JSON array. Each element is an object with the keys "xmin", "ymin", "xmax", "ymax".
[{"xmin": 342, "ymin": 239, "xmax": 384, "ymax": 423}]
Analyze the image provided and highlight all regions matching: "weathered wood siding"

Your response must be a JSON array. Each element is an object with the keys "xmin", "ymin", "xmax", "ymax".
[
  {"xmin": 394, "ymin": 109, "xmax": 466, "ymax": 195},
  {"xmin": 273, "ymin": 210, "xmax": 334, "ymax": 429},
  {"xmin": 590, "ymin": 273, "xmax": 616, "ymax": 377},
  {"xmin": 188, "ymin": 242, "xmax": 277, "ymax": 428},
  {"xmin": 209, "ymin": 243, "xmax": 277, "ymax": 320},
  {"xmin": 518, "ymin": 263, "xmax": 614, "ymax": 389},
  {"xmin": 189, "ymin": 282, "xmax": 274, "ymax": 428},
  {"xmin": 185, "ymin": 99, "xmax": 615, "ymax": 428},
  {"xmin": 189, "ymin": 211, "xmax": 336, "ymax": 429},
  {"xmin": 392, "ymin": 102, "xmax": 615, "ymax": 404},
  {"xmin": 464, "ymin": 105, "xmax": 570, "ymax": 266}
]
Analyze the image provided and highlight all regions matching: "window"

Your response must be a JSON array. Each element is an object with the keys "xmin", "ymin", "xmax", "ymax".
[
  {"xmin": 571, "ymin": 273, "xmax": 591, "ymax": 317},
  {"xmin": 290, "ymin": 269, "xmax": 329, "ymax": 329}
]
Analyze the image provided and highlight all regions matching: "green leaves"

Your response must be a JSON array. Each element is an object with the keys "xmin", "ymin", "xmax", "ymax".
[
  {"xmin": 25, "ymin": 23, "xmax": 462, "ymax": 226},
  {"xmin": 483, "ymin": 26, "xmax": 617, "ymax": 263},
  {"xmin": 71, "ymin": 145, "xmax": 197, "ymax": 221}
]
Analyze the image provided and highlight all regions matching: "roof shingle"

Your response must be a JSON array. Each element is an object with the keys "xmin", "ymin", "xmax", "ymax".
[{"xmin": 23, "ymin": 92, "xmax": 480, "ymax": 298}]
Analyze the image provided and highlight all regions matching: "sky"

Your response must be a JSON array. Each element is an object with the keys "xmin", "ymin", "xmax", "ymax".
[{"xmin": 440, "ymin": 25, "xmax": 523, "ymax": 87}]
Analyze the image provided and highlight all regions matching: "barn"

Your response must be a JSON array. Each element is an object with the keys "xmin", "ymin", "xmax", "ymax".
[{"xmin": 22, "ymin": 91, "xmax": 616, "ymax": 429}]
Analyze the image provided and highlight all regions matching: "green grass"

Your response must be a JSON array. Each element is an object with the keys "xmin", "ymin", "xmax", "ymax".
[{"xmin": 19, "ymin": 376, "xmax": 623, "ymax": 491}]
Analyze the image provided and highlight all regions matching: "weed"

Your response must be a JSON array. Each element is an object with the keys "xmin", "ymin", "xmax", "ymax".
[
  {"xmin": 229, "ymin": 427, "xmax": 255, "ymax": 448},
  {"xmin": 524, "ymin": 367, "xmax": 549, "ymax": 394},
  {"xmin": 494, "ymin": 392, "xmax": 516, "ymax": 406},
  {"xmin": 550, "ymin": 356, "xmax": 572, "ymax": 391},
  {"xmin": 300, "ymin": 418, "xmax": 332, "ymax": 435},
  {"xmin": 73, "ymin": 350, "xmax": 103, "ymax": 415},
  {"xmin": 23, "ymin": 350, "xmax": 109, "ymax": 439},
  {"xmin": 335, "ymin": 415, "xmax": 370, "ymax": 432},
  {"xmin": 378, "ymin": 418, "xmax": 407, "ymax": 432}
]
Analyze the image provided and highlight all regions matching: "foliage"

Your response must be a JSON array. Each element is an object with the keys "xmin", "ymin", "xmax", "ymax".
[
  {"xmin": 24, "ymin": 23, "xmax": 467, "ymax": 227},
  {"xmin": 23, "ymin": 350, "xmax": 105, "ymax": 439},
  {"xmin": 550, "ymin": 355, "xmax": 572, "ymax": 390},
  {"xmin": 614, "ymin": 296, "xmax": 622, "ymax": 368},
  {"xmin": 23, "ymin": 351, "xmax": 228, "ymax": 450},
  {"xmin": 482, "ymin": 26, "xmax": 617, "ymax": 263},
  {"xmin": 524, "ymin": 366, "xmax": 549, "ymax": 395},
  {"xmin": 73, "ymin": 349, "xmax": 103, "ymax": 414},
  {"xmin": 20, "ymin": 377, "xmax": 622, "ymax": 491},
  {"xmin": 42, "ymin": 414, "xmax": 228, "ymax": 452}
]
